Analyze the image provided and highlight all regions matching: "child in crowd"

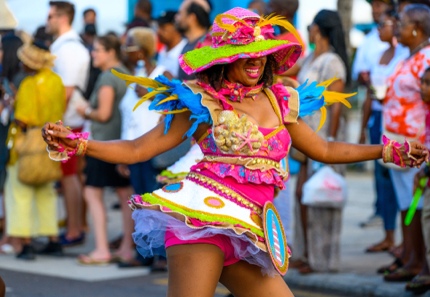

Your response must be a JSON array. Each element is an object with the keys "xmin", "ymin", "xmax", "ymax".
[{"xmin": 410, "ymin": 67, "xmax": 430, "ymax": 294}]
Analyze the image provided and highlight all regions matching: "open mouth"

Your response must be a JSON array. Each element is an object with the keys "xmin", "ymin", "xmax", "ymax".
[{"xmin": 245, "ymin": 67, "xmax": 260, "ymax": 78}]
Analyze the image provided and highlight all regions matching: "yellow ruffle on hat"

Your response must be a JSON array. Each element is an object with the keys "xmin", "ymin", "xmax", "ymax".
[{"xmin": 17, "ymin": 43, "xmax": 56, "ymax": 70}]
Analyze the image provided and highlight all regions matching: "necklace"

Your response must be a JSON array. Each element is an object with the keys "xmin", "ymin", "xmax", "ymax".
[
  {"xmin": 218, "ymin": 79, "xmax": 264, "ymax": 102},
  {"xmin": 407, "ymin": 40, "xmax": 430, "ymax": 60}
]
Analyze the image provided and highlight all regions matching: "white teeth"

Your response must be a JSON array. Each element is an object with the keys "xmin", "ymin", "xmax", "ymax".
[{"xmin": 245, "ymin": 69, "xmax": 258, "ymax": 73}]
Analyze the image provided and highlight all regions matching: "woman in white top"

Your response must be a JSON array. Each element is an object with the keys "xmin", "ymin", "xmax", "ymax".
[
  {"xmin": 290, "ymin": 10, "xmax": 349, "ymax": 274},
  {"xmin": 358, "ymin": 9, "xmax": 409, "ymax": 260},
  {"xmin": 118, "ymin": 27, "xmax": 173, "ymax": 269}
]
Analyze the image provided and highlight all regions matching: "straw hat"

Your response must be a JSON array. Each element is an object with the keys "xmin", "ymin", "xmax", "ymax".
[
  {"xmin": 17, "ymin": 43, "xmax": 56, "ymax": 70},
  {"xmin": 179, "ymin": 7, "xmax": 303, "ymax": 75},
  {"xmin": 0, "ymin": 0, "xmax": 18, "ymax": 30}
]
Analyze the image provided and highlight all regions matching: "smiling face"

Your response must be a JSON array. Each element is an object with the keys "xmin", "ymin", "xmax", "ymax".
[{"xmin": 225, "ymin": 57, "xmax": 267, "ymax": 86}]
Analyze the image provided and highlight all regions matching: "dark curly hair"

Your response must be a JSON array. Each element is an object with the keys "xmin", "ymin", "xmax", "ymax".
[{"xmin": 196, "ymin": 54, "xmax": 277, "ymax": 91}]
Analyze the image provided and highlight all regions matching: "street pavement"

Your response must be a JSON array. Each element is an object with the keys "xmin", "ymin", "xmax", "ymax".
[
  {"xmin": 0, "ymin": 111, "xmax": 428, "ymax": 297},
  {"xmin": 1, "ymin": 171, "xmax": 427, "ymax": 296}
]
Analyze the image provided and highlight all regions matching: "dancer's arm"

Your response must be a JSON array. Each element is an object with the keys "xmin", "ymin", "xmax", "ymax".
[
  {"xmin": 287, "ymin": 118, "xmax": 428, "ymax": 165},
  {"xmin": 42, "ymin": 111, "xmax": 201, "ymax": 165}
]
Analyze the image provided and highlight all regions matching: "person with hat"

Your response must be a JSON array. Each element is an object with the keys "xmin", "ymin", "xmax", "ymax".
[
  {"xmin": 42, "ymin": 7, "xmax": 428, "ymax": 296},
  {"xmin": 157, "ymin": 11, "xmax": 187, "ymax": 78},
  {"xmin": 5, "ymin": 41, "xmax": 65, "ymax": 260}
]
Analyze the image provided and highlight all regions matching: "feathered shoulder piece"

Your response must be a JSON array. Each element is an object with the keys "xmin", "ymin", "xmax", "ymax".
[
  {"xmin": 296, "ymin": 78, "xmax": 355, "ymax": 131},
  {"xmin": 112, "ymin": 70, "xmax": 211, "ymax": 137}
]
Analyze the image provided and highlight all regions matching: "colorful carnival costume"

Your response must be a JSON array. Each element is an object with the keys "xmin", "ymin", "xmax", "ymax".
[{"xmin": 111, "ymin": 7, "xmax": 356, "ymax": 276}]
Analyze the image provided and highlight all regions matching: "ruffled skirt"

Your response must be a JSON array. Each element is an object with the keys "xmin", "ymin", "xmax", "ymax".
[{"xmin": 129, "ymin": 173, "xmax": 279, "ymax": 276}]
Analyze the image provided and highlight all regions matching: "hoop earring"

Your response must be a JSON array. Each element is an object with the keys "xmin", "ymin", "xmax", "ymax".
[{"xmin": 413, "ymin": 30, "xmax": 417, "ymax": 37}]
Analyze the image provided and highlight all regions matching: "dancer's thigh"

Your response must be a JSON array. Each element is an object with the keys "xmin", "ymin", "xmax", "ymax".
[
  {"xmin": 166, "ymin": 243, "xmax": 224, "ymax": 297},
  {"xmin": 220, "ymin": 261, "xmax": 294, "ymax": 297}
]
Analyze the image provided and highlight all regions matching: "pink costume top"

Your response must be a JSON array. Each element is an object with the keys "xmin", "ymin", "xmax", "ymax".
[{"xmin": 128, "ymin": 81, "xmax": 299, "ymax": 275}]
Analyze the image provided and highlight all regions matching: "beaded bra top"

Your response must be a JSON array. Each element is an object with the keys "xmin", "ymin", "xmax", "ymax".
[{"xmin": 189, "ymin": 83, "xmax": 297, "ymax": 189}]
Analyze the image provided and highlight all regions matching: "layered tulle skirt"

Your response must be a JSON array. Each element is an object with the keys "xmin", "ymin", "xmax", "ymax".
[{"xmin": 129, "ymin": 172, "xmax": 280, "ymax": 275}]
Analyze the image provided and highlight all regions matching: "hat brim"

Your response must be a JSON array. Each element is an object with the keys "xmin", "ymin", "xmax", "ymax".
[
  {"xmin": 17, "ymin": 46, "xmax": 54, "ymax": 70},
  {"xmin": 179, "ymin": 39, "xmax": 302, "ymax": 75}
]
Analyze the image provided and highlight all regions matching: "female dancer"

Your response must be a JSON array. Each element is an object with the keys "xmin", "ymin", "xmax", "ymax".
[{"xmin": 42, "ymin": 8, "xmax": 428, "ymax": 297}]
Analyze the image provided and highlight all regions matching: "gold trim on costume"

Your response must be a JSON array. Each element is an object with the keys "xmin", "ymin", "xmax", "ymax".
[
  {"xmin": 264, "ymin": 88, "xmax": 283, "ymax": 124},
  {"xmin": 201, "ymin": 155, "xmax": 288, "ymax": 179},
  {"xmin": 283, "ymin": 87, "xmax": 299, "ymax": 123}
]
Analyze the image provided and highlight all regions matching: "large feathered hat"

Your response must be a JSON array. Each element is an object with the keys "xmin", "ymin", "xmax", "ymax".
[{"xmin": 179, "ymin": 7, "xmax": 303, "ymax": 75}]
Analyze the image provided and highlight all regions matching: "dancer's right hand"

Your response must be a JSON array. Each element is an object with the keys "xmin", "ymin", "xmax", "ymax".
[{"xmin": 41, "ymin": 121, "xmax": 78, "ymax": 152}]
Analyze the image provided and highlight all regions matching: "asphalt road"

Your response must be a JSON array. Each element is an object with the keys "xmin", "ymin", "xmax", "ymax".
[{"xmin": 1, "ymin": 268, "xmax": 343, "ymax": 297}]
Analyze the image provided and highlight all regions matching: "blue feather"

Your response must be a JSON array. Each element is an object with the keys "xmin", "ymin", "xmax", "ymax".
[
  {"xmin": 146, "ymin": 75, "xmax": 212, "ymax": 137},
  {"xmin": 297, "ymin": 79, "xmax": 326, "ymax": 117}
]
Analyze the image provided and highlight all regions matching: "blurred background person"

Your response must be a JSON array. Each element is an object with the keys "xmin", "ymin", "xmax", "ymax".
[
  {"xmin": 81, "ymin": 23, "xmax": 101, "ymax": 99},
  {"xmin": 83, "ymin": 8, "xmax": 97, "ymax": 27},
  {"xmin": 5, "ymin": 41, "xmax": 65, "ymax": 260},
  {"xmin": 126, "ymin": 0, "xmax": 152, "ymax": 30},
  {"xmin": 381, "ymin": 4, "xmax": 430, "ymax": 282},
  {"xmin": 75, "ymin": 34, "xmax": 134, "ymax": 265},
  {"xmin": 358, "ymin": 9, "xmax": 408, "ymax": 256},
  {"xmin": 175, "ymin": 0, "xmax": 211, "ymax": 81},
  {"xmin": 353, "ymin": 0, "xmax": 394, "ymax": 230},
  {"xmin": 118, "ymin": 27, "xmax": 170, "ymax": 269},
  {"xmin": 291, "ymin": 9, "xmax": 350, "ymax": 274},
  {"xmin": 46, "ymin": 0, "xmax": 90, "ymax": 247},
  {"xmin": 0, "ymin": 32, "xmax": 25, "ymax": 255},
  {"xmin": 156, "ymin": 10, "xmax": 186, "ymax": 78},
  {"xmin": 248, "ymin": 0, "xmax": 267, "ymax": 15},
  {"xmin": 33, "ymin": 26, "xmax": 53, "ymax": 48},
  {"xmin": 121, "ymin": 0, "xmax": 151, "ymax": 49}
]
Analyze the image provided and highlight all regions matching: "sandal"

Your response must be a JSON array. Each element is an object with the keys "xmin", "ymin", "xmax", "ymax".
[
  {"xmin": 384, "ymin": 268, "xmax": 417, "ymax": 282},
  {"xmin": 365, "ymin": 242, "xmax": 393, "ymax": 253},
  {"xmin": 77, "ymin": 254, "xmax": 111, "ymax": 266},
  {"xmin": 376, "ymin": 258, "xmax": 403, "ymax": 274},
  {"xmin": 406, "ymin": 275, "xmax": 430, "ymax": 294}
]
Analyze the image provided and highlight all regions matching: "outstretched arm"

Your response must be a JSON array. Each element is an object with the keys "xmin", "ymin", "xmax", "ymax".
[
  {"xmin": 43, "ymin": 111, "xmax": 200, "ymax": 165},
  {"xmin": 287, "ymin": 118, "xmax": 428, "ymax": 165}
]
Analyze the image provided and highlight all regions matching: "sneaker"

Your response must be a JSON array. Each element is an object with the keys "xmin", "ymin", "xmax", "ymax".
[
  {"xmin": 359, "ymin": 215, "xmax": 383, "ymax": 228},
  {"xmin": 16, "ymin": 244, "xmax": 36, "ymax": 260},
  {"xmin": 38, "ymin": 241, "xmax": 63, "ymax": 257}
]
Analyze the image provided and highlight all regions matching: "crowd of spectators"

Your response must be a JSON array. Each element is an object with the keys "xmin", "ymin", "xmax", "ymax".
[{"xmin": 1, "ymin": 0, "xmax": 430, "ymax": 295}]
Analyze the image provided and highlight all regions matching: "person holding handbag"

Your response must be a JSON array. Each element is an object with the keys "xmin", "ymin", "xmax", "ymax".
[
  {"xmin": 290, "ymin": 10, "xmax": 350, "ymax": 274},
  {"xmin": 5, "ymin": 41, "xmax": 65, "ymax": 260}
]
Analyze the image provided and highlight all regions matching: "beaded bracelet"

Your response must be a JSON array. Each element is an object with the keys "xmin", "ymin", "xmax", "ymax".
[
  {"xmin": 381, "ymin": 135, "xmax": 417, "ymax": 168},
  {"xmin": 67, "ymin": 132, "xmax": 90, "ymax": 157}
]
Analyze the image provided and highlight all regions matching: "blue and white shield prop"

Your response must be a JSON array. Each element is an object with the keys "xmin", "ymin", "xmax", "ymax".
[{"xmin": 263, "ymin": 201, "xmax": 289, "ymax": 275}]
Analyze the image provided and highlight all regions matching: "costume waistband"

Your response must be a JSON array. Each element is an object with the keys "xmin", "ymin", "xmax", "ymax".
[
  {"xmin": 201, "ymin": 155, "xmax": 288, "ymax": 178},
  {"xmin": 187, "ymin": 172, "xmax": 263, "ymax": 215}
]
